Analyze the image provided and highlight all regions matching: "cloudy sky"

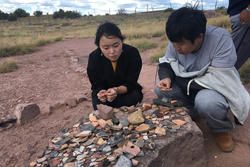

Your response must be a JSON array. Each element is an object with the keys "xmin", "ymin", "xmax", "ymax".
[{"xmin": 0, "ymin": 0, "xmax": 228, "ymax": 15}]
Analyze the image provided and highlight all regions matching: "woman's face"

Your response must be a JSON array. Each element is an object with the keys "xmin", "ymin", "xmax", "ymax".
[{"xmin": 99, "ymin": 35, "xmax": 123, "ymax": 62}]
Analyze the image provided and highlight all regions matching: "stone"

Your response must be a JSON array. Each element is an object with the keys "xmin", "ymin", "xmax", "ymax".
[
  {"xmin": 172, "ymin": 119, "xmax": 186, "ymax": 126},
  {"xmin": 14, "ymin": 103, "xmax": 40, "ymax": 124},
  {"xmin": 135, "ymin": 139, "xmax": 144, "ymax": 148},
  {"xmin": 64, "ymin": 163, "xmax": 75, "ymax": 167},
  {"xmin": 76, "ymin": 95, "xmax": 87, "ymax": 104},
  {"xmin": 49, "ymin": 158, "xmax": 61, "ymax": 167},
  {"xmin": 97, "ymin": 119, "xmax": 107, "ymax": 128},
  {"xmin": 97, "ymin": 104, "xmax": 113, "ymax": 120},
  {"xmin": 135, "ymin": 124, "xmax": 150, "ymax": 133},
  {"xmin": 114, "ymin": 155, "xmax": 132, "ymax": 167},
  {"xmin": 119, "ymin": 118, "xmax": 129, "ymax": 127},
  {"xmin": 114, "ymin": 111, "xmax": 128, "ymax": 120},
  {"xmin": 30, "ymin": 162, "xmax": 36, "ymax": 167},
  {"xmin": 97, "ymin": 138, "xmax": 106, "ymax": 145},
  {"xmin": 65, "ymin": 98, "xmax": 77, "ymax": 108},
  {"xmin": 175, "ymin": 108, "xmax": 183, "ymax": 113},
  {"xmin": 132, "ymin": 159, "xmax": 139, "ymax": 166},
  {"xmin": 76, "ymin": 131, "xmax": 91, "ymax": 137},
  {"xmin": 127, "ymin": 109, "xmax": 145, "ymax": 125},
  {"xmin": 54, "ymin": 137, "xmax": 71, "ymax": 146},
  {"xmin": 89, "ymin": 113, "xmax": 97, "ymax": 122},
  {"xmin": 111, "ymin": 123, "xmax": 123, "ymax": 130},
  {"xmin": 155, "ymin": 127, "xmax": 166, "ymax": 136},
  {"xmin": 143, "ymin": 108, "xmax": 159, "ymax": 117},
  {"xmin": 108, "ymin": 135, "xmax": 125, "ymax": 147},
  {"xmin": 123, "ymin": 141, "xmax": 141, "ymax": 156},
  {"xmin": 142, "ymin": 103, "xmax": 152, "ymax": 110},
  {"xmin": 126, "ymin": 105, "xmax": 136, "ymax": 113},
  {"xmin": 37, "ymin": 157, "xmax": 47, "ymax": 163},
  {"xmin": 103, "ymin": 145, "xmax": 112, "ymax": 153},
  {"xmin": 79, "ymin": 124, "xmax": 95, "ymax": 132}
]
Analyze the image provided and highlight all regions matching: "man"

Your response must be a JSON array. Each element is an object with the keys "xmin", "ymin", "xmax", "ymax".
[
  {"xmin": 155, "ymin": 7, "xmax": 250, "ymax": 152},
  {"xmin": 227, "ymin": 0, "xmax": 250, "ymax": 69}
]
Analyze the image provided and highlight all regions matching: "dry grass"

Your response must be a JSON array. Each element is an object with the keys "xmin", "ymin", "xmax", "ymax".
[{"xmin": 0, "ymin": 59, "xmax": 18, "ymax": 73}]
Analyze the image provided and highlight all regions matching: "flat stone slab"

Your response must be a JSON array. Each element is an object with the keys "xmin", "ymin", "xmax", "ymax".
[{"xmin": 30, "ymin": 103, "xmax": 207, "ymax": 167}]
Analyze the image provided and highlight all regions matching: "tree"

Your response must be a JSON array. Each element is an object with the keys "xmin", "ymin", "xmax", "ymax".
[
  {"xmin": 8, "ymin": 13, "xmax": 17, "ymax": 21},
  {"xmin": 117, "ymin": 8, "xmax": 126, "ymax": 15},
  {"xmin": 33, "ymin": 11, "xmax": 43, "ymax": 17},
  {"xmin": 53, "ymin": 9, "xmax": 81, "ymax": 19},
  {"xmin": 0, "ymin": 10, "xmax": 9, "ymax": 20},
  {"xmin": 13, "ymin": 8, "xmax": 30, "ymax": 18}
]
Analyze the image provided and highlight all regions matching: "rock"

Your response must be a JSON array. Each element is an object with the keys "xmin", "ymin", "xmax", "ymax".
[
  {"xmin": 142, "ymin": 103, "xmax": 152, "ymax": 110},
  {"xmin": 143, "ymin": 108, "xmax": 159, "ymax": 117},
  {"xmin": 132, "ymin": 159, "xmax": 139, "ymax": 166},
  {"xmin": 76, "ymin": 95, "xmax": 87, "ymax": 104},
  {"xmin": 135, "ymin": 124, "xmax": 150, "ymax": 133},
  {"xmin": 172, "ymin": 119, "xmax": 186, "ymax": 126},
  {"xmin": 64, "ymin": 162, "xmax": 75, "ymax": 167},
  {"xmin": 37, "ymin": 157, "xmax": 47, "ymax": 163},
  {"xmin": 155, "ymin": 127, "xmax": 166, "ymax": 136},
  {"xmin": 136, "ymin": 116, "xmax": 207, "ymax": 167},
  {"xmin": 65, "ymin": 98, "xmax": 77, "ymax": 108},
  {"xmin": 123, "ymin": 141, "xmax": 141, "ymax": 156},
  {"xmin": 97, "ymin": 104, "xmax": 113, "ymax": 120},
  {"xmin": 49, "ymin": 158, "xmax": 61, "ymax": 167},
  {"xmin": 89, "ymin": 113, "xmax": 97, "ymax": 122},
  {"xmin": 97, "ymin": 119, "xmax": 107, "ymax": 128},
  {"xmin": 29, "ymin": 161, "xmax": 36, "ymax": 167},
  {"xmin": 127, "ymin": 109, "xmax": 145, "ymax": 125},
  {"xmin": 114, "ymin": 111, "xmax": 128, "ymax": 120},
  {"xmin": 78, "ymin": 124, "xmax": 95, "ymax": 132},
  {"xmin": 14, "ymin": 103, "xmax": 40, "ymax": 125},
  {"xmin": 119, "ymin": 118, "xmax": 129, "ymax": 127},
  {"xmin": 76, "ymin": 131, "xmax": 92, "ymax": 137},
  {"xmin": 114, "ymin": 155, "xmax": 132, "ymax": 167}
]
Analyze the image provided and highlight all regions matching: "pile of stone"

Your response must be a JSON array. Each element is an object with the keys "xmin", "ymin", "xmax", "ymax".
[{"xmin": 30, "ymin": 101, "xmax": 206, "ymax": 167}]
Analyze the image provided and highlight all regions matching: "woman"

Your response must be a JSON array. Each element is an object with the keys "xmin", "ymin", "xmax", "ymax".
[{"xmin": 87, "ymin": 22, "xmax": 143, "ymax": 110}]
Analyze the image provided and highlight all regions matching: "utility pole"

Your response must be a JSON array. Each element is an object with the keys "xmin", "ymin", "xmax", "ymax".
[
  {"xmin": 135, "ymin": 7, "xmax": 137, "ymax": 14},
  {"xmin": 147, "ymin": 4, "xmax": 148, "ymax": 12},
  {"xmin": 215, "ymin": 0, "xmax": 218, "ymax": 10},
  {"xmin": 109, "ymin": 8, "xmax": 110, "ymax": 14}
]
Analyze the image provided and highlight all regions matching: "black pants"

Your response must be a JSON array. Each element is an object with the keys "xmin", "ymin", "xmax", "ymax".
[{"xmin": 92, "ymin": 89, "xmax": 143, "ymax": 110}]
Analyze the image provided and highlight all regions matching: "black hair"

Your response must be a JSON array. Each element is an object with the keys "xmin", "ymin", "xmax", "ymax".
[
  {"xmin": 95, "ymin": 22, "xmax": 125, "ymax": 46},
  {"xmin": 166, "ymin": 7, "xmax": 207, "ymax": 43}
]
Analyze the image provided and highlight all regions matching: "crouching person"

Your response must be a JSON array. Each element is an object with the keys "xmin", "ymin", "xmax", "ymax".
[
  {"xmin": 87, "ymin": 22, "xmax": 143, "ymax": 110},
  {"xmin": 155, "ymin": 7, "xmax": 250, "ymax": 152}
]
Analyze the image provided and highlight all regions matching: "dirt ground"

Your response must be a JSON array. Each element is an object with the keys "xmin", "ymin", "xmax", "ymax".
[{"xmin": 0, "ymin": 38, "xmax": 249, "ymax": 167}]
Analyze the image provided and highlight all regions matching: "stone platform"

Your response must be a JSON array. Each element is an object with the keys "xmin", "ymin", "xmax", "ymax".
[{"xmin": 30, "ymin": 103, "xmax": 207, "ymax": 167}]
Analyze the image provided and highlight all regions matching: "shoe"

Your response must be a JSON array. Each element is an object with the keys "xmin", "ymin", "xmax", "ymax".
[{"xmin": 213, "ymin": 132, "xmax": 233, "ymax": 152}]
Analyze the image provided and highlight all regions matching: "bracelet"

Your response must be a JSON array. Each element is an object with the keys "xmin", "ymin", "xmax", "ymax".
[{"xmin": 247, "ymin": 7, "xmax": 250, "ymax": 12}]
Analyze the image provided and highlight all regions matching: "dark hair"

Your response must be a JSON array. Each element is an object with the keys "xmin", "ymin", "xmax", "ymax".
[
  {"xmin": 166, "ymin": 7, "xmax": 207, "ymax": 43},
  {"xmin": 95, "ymin": 22, "xmax": 125, "ymax": 46}
]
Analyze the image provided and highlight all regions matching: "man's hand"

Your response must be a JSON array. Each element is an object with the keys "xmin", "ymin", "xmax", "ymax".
[
  {"xmin": 97, "ymin": 90, "xmax": 107, "ymax": 102},
  {"xmin": 157, "ymin": 78, "xmax": 172, "ymax": 92},
  {"xmin": 240, "ymin": 6, "xmax": 250, "ymax": 25},
  {"xmin": 106, "ymin": 88, "xmax": 118, "ymax": 102}
]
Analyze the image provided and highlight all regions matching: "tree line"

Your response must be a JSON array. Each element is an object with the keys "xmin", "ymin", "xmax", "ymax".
[{"xmin": 0, "ymin": 8, "xmax": 81, "ymax": 21}]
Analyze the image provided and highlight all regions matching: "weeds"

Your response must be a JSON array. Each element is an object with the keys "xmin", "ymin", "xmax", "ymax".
[{"xmin": 0, "ymin": 59, "xmax": 18, "ymax": 73}]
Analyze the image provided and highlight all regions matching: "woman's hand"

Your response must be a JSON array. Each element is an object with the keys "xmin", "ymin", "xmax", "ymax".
[
  {"xmin": 106, "ymin": 88, "xmax": 118, "ymax": 102},
  {"xmin": 97, "ymin": 90, "xmax": 107, "ymax": 102},
  {"xmin": 157, "ymin": 78, "xmax": 172, "ymax": 92}
]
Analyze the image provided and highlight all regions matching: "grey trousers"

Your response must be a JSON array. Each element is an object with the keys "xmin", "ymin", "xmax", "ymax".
[
  {"xmin": 230, "ymin": 14, "xmax": 250, "ymax": 70},
  {"xmin": 154, "ymin": 84, "xmax": 234, "ymax": 132}
]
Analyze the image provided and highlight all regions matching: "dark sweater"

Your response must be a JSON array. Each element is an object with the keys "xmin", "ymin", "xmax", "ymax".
[
  {"xmin": 87, "ymin": 44, "xmax": 142, "ymax": 95},
  {"xmin": 227, "ymin": 0, "xmax": 250, "ymax": 16}
]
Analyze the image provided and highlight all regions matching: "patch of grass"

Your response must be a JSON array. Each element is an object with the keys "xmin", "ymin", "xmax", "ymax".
[
  {"xmin": 0, "ymin": 44, "xmax": 36, "ymax": 57},
  {"xmin": 149, "ymin": 41, "xmax": 169, "ymax": 63},
  {"xmin": 207, "ymin": 15, "xmax": 231, "ymax": 31},
  {"xmin": 239, "ymin": 59, "xmax": 250, "ymax": 83},
  {"xmin": 0, "ymin": 59, "xmax": 18, "ymax": 73},
  {"xmin": 127, "ymin": 38, "xmax": 158, "ymax": 52}
]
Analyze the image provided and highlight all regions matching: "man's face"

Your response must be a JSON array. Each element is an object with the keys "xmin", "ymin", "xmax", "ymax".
[{"xmin": 172, "ymin": 34, "xmax": 203, "ymax": 55}]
